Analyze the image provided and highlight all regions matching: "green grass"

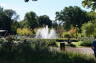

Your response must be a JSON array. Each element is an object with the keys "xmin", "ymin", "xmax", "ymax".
[
  {"xmin": 72, "ymin": 41, "xmax": 83, "ymax": 47},
  {"xmin": 56, "ymin": 42, "xmax": 60, "ymax": 47}
]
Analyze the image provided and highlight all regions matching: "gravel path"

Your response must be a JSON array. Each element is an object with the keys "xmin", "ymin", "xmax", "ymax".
[
  {"xmin": 65, "ymin": 47, "xmax": 94, "ymax": 55},
  {"xmin": 49, "ymin": 47, "xmax": 94, "ymax": 55}
]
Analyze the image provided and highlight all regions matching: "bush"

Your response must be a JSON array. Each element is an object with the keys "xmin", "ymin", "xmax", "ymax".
[
  {"xmin": 81, "ymin": 22, "xmax": 95, "ymax": 37},
  {"xmin": 63, "ymin": 32, "xmax": 72, "ymax": 38},
  {"xmin": 80, "ymin": 41, "xmax": 92, "ymax": 46},
  {"xmin": 17, "ymin": 28, "xmax": 32, "ymax": 36},
  {"xmin": 78, "ymin": 37, "xmax": 94, "ymax": 47},
  {"xmin": 0, "ymin": 39, "xmax": 5, "ymax": 44}
]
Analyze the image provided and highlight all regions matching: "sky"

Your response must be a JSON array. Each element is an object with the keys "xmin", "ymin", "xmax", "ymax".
[{"xmin": 0, "ymin": 0, "xmax": 91, "ymax": 21}]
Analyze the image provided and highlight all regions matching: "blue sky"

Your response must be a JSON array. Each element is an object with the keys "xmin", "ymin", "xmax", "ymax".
[{"xmin": 0, "ymin": 0, "xmax": 90, "ymax": 21}]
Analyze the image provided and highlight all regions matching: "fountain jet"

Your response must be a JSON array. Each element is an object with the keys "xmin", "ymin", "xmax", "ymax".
[{"xmin": 35, "ymin": 26, "xmax": 58, "ymax": 39}]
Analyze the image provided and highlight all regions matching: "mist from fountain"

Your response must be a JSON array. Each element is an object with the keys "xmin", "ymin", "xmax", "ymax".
[{"xmin": 35, "ymin": 26, "xmax": 58, "ymax": 39}]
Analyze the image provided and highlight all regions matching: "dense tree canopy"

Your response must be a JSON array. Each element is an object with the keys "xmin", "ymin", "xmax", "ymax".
[
  {"xmin": 0, "ymin": 7, "xmax": 19, "ymax": 34},
  {"xmin": 23, "ymin": 11, "xmax": 38, "ymax": 29},
  {"xmin": 82, "ymin": 0, "xmax": 96, "ymax": 11},
  {"xmin": 81, "ymin": 22, "xmax": 95, "ymax": 37},
  {"xmin": 4, "ymin": 9, "xmax": 19, "ymax": 21},
  {"xmin": 38, "ymin": 15, "xmax": 52, "ymax": 27},
  {"xmin": 55, "ymin": 6, "xmax": 89, "ymax": 30},
  {"xmin": 20, "ymin": 12, "xmax": 53, "ymax": 29},
  {"xmin": 87, "ymin": 12, "xmax": 96, "ymax": 22}
]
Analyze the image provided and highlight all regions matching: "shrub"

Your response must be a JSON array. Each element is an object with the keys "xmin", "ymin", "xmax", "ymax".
[
  {"xmin": 78, "ymin": 37, "xmax": 94, "ymax": 47},
  {"xmin": 17, "ymin": 28, "xmax": 32, "ymax": 36},
  {"xmin": 63, "ymin": 32, "xmax": 72, "ymax": 38},
  {"xmin": 81, "ymin": 22, "xmax": 95, "ymax": 37},
  {"xmin": 0, "ymin": 39, "xmax": 5, "ymax": 44}
]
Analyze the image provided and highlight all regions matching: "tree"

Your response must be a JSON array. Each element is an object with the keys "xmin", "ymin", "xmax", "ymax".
[
  {"xmin": 11, "ymin": 21, "xmax": 19, "ymax": 34},
  {"xmin": 81, "ymin": 22, "xmax": 94, "ymax": 37},
  {"xmin": 24, "ymin": 11, "xmax": 38, "ymax": 29},
  {"xmin": 19, "ymin": 20, "xmax": 29, "ymax": 28},
  {"xmin": 38, "ymin": 15, "xmax": 52, "ymax": 27},
  {"xmin": 82, "ymin": 0, "xmax": 96, "ymax": 11},
  {"xmin": 4, "ymin": 9, "xmax": 19, "ymax": 34},
  {"xmin": 0, "ymin": 12, "xmax": 11, "ymax": 32},
  {"xmin": 87, "ymin": 12, "xmax": 96, "ymax": 23},
  {"xmin": 0, "ymin": 7, "xmax": 11, "ymax": 32},
  {"xmin": 0, "ymin": 7, "xmax": 19, "ymax": 34},
  {"xmin": 4, "ymin": 9, "xmax": 19, "ymax": 21},
  {"xmin": 55, "ymin": 6, "xmax": 89, "ymax": 30}
]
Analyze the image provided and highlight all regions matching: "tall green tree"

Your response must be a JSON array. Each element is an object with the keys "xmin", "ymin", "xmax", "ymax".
[
  {"xmin": 0, "ymin": 12, "xmax": 11, "ymax": 31},
  {"xmin": 0, "ymin": 7, "xmax": 11, "ymax": 32},
  {"xmin": 38, "ymin": 15, "xmax": 52, "ymax": 27},
  {"xmin": 82, "ymin": 0, "xmax": 96, "ymax": 11},
  {"xmin": 24, "ymin": 11, "xmax": 38, "ymax": 29},
  {"xmin": 0, "ymin": 7, "xmax": 19, "ymax": 34},
  {"xmin": 4, "ymin": 9, "xmax": 19, "ymax": 21},
  {"xmin": 55, "ymin": 6, "xmax": 89, "ymax": 30},
  {"xmin": 4, "ymin": 9, "xmax": 19, "ymax": 34}
]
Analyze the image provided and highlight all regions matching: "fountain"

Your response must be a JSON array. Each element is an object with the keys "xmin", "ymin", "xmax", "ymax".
[{"xmin": 35, "ymin": 26, "xmax": 58, "ymax": 39}]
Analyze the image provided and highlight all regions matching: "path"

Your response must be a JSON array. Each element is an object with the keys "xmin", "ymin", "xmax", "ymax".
[
  {"xmin": 49, "ymin": 46, "xmax": 94, "ymax": 56},
  {"xmin": 65, "ymin": 47, "xmax": 94, "ymax": 55}
]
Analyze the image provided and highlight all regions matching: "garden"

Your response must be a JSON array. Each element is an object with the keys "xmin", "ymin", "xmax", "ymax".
[{"xmin": 1, "ymin": 0, "xmax": 96, "ymax": 63}]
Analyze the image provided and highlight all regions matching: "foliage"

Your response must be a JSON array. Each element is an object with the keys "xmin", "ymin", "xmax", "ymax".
[
  {"xmin": 68, "ymin": 26, "xmax": 78, "ymax": 37},
  {"xmin": 55, "ymin": 6, "xmax": 89, "ymax": 30},
  {"xmin": 56, "ymin": 26, "xmax": 65, "ymax": 38},
  {"xmin": 38, "ymin": 15, "xmax": 52, "ymax": 27},
  {"xmin": 0, "ymin": 39, "xmax": 5, "ymax": 44},
  {"xmin": 77, "ymin": 37, "xmax": 94, "ymax": 47},
  {"xmin": 11, "ymin": 21, "xmax": 19, "ymax": 34},
  {"xmin": 69, "ymin": 27, "xmax": 76, "ymax": 34},
  {"xmin": 93, "ymin": 29, "xmax": 96, "ymax": 38},
  {"xmin": 19, "ymin": 20, "xmax": 29, "ymax": 28},
  {"xmin": 0, "ymin": 7, "xmax": 11, "ymax": 32},
  {"xmin": 21, "ymin": 12, "xmax": 53, "ymax": 29},
  {"xmin": 17, "ymin": 28, "xmax": 32, "ymax": 36},
  {"xmin": 87, "ymin": 12, "xmax": 96, "ymax": 22},
  {"xmin": 4, "ymin": 9, "xmax": 19, "ymax": 20},
  {"xmin": 80, "ymin": 40, "xmax": 92, "ymax": 47},
  {"xmin": 0, "ymin": 7, "xmax": 19, "ymax": 34},
  {"xmin": 0, "ymin": 39, "xmax": 96, "ymax": 63},
  {"xmin": 82, "ymin": 0, "xmax": 96, "ymax": 11},
  {"xmin": 24, "ymin": 11, "xmax": 38, "ymax": 29},
  {"xmin": 63, "ymin": 32, "xmax": 72, "ymax": 38},
  {"xmin": 81, "ymin": 22, "xmax": 95, "ymax": 37}
]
